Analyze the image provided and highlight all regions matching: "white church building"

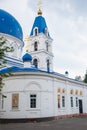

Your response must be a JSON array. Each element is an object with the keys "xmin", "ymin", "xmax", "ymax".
[{"xmin": 0, "ymin": 6, "xmax": 87, "ymax": 121}]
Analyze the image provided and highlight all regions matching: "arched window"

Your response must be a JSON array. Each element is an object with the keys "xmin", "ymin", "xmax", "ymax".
[
  {"xmin": 34, "ymin": 41, "xmax": 38, "ymax": 51},
  {"xmin": 80, "ymin": 91, "xmax": 83, "ymax": 96},
  {"xmin": 47, "ymin": 59, "xmax": 50, "ymax": 72},
  {"xmin": 46, "ymin": 42, "xmax": 49, "ymax": 51},
  {"xmin": 35, "ymin": 28, "xmax": 38, "ymax": 36},
  {"xmin": 70, "ymin": 89, "xmax": 74, "ymax": 95},
  {"xmin": 33, "ymin": 59, "xmax": 38, "ymax": 68},
  {"xmin": 57, "ymin": 88, "xmax": 61, "ymax": 93},
  {"xmin": 58, "ymin": 95, "xmax": 60, "ymax": 108},
  {"xmin": 45, "ymin": 28, "xmax": 48, "ymax": 36},
  {"xmin": 75, "ymin": 90, "xmax": 78, "ymax": 95},
  {"xmin": 62, "ymin": 89, "xmax": 65, "ymax": 93},
  {"xmin": 70, "ymin": 97, "xmax": 73, "ymax": 107}
]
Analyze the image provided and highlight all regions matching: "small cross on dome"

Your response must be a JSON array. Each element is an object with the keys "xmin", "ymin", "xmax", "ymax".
[{"xmin": 37, "ymin": 0, "xmax": 42, "ymax": 15}]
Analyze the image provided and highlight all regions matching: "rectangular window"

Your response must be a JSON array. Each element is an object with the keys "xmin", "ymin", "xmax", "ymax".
[
  {"xmin": 71, "ymin": 97, "xmax": 73, "ymax": 107},
  {"xmin": 30, "ymin": 94, "xmax": 37, "ymax": 108},
  {"xmin": 76, "ymin": 97, "xmax": 78, "ymax": 107},
  {"xmin": 46, "ymin": 42, "xmax": 49, "ymax": 51},
  {"xmin": 12, "ymin": 93, "xmax": 19, "ymax": 109},
  {"xmin": 34, "ymin": 42, "xmax": 38, "ymax": 51},
  {"xmin": 0, "ymin": 95, "xmax": 7, "ymax": 110},
  {"xmin": 58, "ymin": 95, "xmax": 61, "ymax": 108},
  {"xmin": 35, "ymin": 28, "xmax": 38, "ymax": 36},
  {"xmin": 0, "ymin": 95, "xmax": 4, "ymax": 110},
  {"xmin": 0, "ymin": 95, "xmax": 1, "ymax": 110},
  {"xmin": 62, "ymin": 96, "xmax": 65, "ymax": 107},
  {"xmin": 2, "ymin": 95, "xmax": 4, "ymax": 109}
]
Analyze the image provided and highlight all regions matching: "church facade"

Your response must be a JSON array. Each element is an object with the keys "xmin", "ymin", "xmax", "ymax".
[{"xmin": 0, "ymin": 7, "xmax": 87, "ymax": 120}]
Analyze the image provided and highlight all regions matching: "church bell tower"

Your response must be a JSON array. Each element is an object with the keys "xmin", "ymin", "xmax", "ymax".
[{"xmin": 26, "ymin": 1, "xmax": 54, "ymax": 72}]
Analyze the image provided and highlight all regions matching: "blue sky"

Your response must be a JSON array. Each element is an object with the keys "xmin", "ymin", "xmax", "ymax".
[{"xmin": 0, "ymin": 0, "xmax": 87, "ymax": 79}]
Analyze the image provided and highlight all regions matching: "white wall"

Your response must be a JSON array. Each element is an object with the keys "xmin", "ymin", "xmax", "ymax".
[
  {"xmin": 28, "ymin": 34, "xmax": 53, "ymax": 72},
  {"xmin": 0, "ymin": 72, "xmax": 87, "ymax": 119}
]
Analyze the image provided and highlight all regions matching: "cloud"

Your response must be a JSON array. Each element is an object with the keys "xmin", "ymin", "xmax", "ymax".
[{"xmin": 46, "ymin": 1, "xmax": 87, "ymax": 78}]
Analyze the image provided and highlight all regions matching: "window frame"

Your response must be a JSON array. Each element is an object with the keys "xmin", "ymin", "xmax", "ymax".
[
  {"xmin": 57, "ymin": 94, "xmax": 61, "ymax": 108},
  {"xmin": 45, "ymin": 28, "xmax": 48, "ymax": 36},
  {"xmin": 34, "ymin": 27, "xmax": 38, "ymax": 36},
  {"xmin": 76, "ymin": 97, "xmax": 78, "ymax": 107},
  {"xmin": 46, "ymin": 42, "xmax": 49, "ymax": 51},
  {"xmin": 30, "ymin": 94, "xmax": 37, "ymax": 108},
  {"xmin": 70, "ymin": 97, "xmax": 73, "ymax": 107},
  {"xmin": 62, "ymin": 96, "xmax": 65, "ymax": 108},
  {"xmin": 12, "ymin": 93, "xmax": 19, "ymax": 109},
  {"xmin": 0, "ymin": 95, "xmax": 4, "ymax": 110},
  {"xmin": 34, "ymin": 41, "xmax": 38, "ymax": 51},
  {"xmin": 47, "ymin": 59, "xmax": 50, "ymax": 72},
  {"xmin": 33, "ymin": 58, "xmax": 38, "ymax": 68}
]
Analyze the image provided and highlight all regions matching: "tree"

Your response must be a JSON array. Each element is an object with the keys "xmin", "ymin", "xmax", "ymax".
[
  {"xmin": 0, "ymin": 36, "xmax": 13, "ymax": 90},
  {"xmin": 83, "ymin": 70, "xmax": 87, "ymax": 83},
  {"xmin": 75, "ymin": 75, "xmax": 82, "ymax": 81}
]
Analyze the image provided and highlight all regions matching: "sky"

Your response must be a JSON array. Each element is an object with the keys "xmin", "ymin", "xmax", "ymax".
[{"xmin": 0, "ymin": 0, "xmax": 87, "ymax": 79}]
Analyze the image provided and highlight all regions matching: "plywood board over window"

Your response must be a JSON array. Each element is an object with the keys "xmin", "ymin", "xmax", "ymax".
[
  {"xmin": 12, "ymin": 93, "xmax": 19, "ymax": 109},
  {"xmin": 57, "ymin": 95, "xmax": 60, "ymax": 108}
]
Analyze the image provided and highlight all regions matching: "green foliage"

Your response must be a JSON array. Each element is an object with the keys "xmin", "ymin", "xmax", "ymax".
[
  {"xmin": 75, "ymin": 75, "xmax": 82, "ymax": 81},
  {"xmin": 83, "ymin": 71, "xmax": 87, "ymax": 83},
  {"xmin": 0, "ymin": 36, "xmax": 14, "ymax": 89}
]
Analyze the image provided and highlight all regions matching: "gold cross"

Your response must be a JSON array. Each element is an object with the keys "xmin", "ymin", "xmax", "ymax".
[
  {"xmin": 24, "ymin": 36, "xmax": 31, "ymax": 52},
  {"xmin": 38, "ymin": 0, "xmax": 42, "ymax": 9}
]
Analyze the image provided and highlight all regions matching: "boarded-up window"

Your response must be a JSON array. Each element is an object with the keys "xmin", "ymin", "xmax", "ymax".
[
  {"xmin": 58, "ymin": 95, "xmax": 61, "ymax": 108},
  {"xmin": 80, "ymin": 91, "xmax": 83, "ymax": 96},
  {"xmin": 12, "ymin": 94, "xmax": 19, "ymax": 109}
]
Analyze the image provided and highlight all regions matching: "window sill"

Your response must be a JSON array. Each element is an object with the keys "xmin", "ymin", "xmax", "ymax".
[
  {"xmin": 10, "ymin": 109, "xmax": 20, "ymax": 111},
  {"xmin": 0, "ymin": 110, "xmax": 6, "ymax": 112},
  {"xmin": 58, "ymin": 107, "xmax": 66, "ymax": 109},
  {"xmin": 26, "ymin": 108, "xmax": 40, "ymax": 111}
]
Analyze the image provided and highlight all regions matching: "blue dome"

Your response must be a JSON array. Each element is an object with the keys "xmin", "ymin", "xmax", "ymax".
[
  {"xmin": 30, "ymin": 16, "xmax": 50, "ymax": 36},
  {"xmin": 0, "ymin": 9, "xmax": 23, "ymax": 40},
  {"xmin": 22, "ymin": 53, "xmax": 32, "ymax": 62}
]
